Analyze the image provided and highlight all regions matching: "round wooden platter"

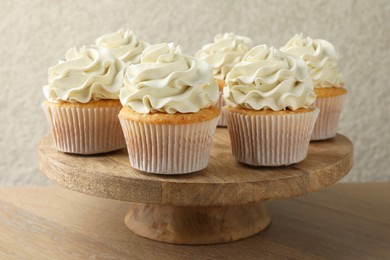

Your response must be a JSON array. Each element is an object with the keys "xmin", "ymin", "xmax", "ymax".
[{"xmin": 38, "ymin": 128, "xmax": 353, "ymax": 245}]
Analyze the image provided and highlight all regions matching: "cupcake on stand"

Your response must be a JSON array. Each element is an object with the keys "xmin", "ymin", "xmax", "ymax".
[
  {"xmin": 281, "ymin": 34, "xmax": 346, "ymax": 141},
  {"xmin": 119, "ymin": 43, "xmax": 220, "ymax": 174},
  {"xmin": 224, "ymin": 45, "xmax": 318, "ymax": 166},
  {"xmin": 42, "ymin": 46, "xmax": 126, "ymax": 154},
  {"xmin": 196, "ymin": 33, "xmax": 253, "ymax": 127}
]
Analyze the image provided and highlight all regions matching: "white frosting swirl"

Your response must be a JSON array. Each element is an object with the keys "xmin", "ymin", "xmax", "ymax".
[
  {"xmin": 120, "ymin": 43, "xmax": 219, "ymax": 114},
  {"xmin": 43, "ymin": 46, "xmax": 126, "ymax": 103},
  {"xmin": 196, "ymin": 33, "xmax": 253, "ymax": 80},
  {"xmin": 280, "ymin": 34, "xmax": 344, "ymax": 88},
  {"xmin": 224, "ymin": 45, "xmax": 316, "ymax": 111},
  {"xmin": 96, "ymin": 29, "xmax": 148, "ymax": 64}
]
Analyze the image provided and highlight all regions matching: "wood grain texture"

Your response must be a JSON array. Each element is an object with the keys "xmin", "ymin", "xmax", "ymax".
[
  {"xmin": 124, "ymin": 202, "xmax": 271, "ymax": 244},
  {"xmin": 38, "ymin": 128, "xmax": 353, "ymax": 206},
  {"xmin": 0, "ymin": 184, "xmax": 389, "ymax": 259}
]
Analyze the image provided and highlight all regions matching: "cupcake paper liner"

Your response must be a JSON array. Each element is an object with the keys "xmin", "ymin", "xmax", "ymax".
[
  {"xmin": 42, "ymin": 102, "xmax": 125, "ymax": 154},
  {"xmin": 226, "ymin": 108, "xmax": 319, "ymax": 166},
  {"xmin": 311, "ymin": 94, "xmax": 346, "ymax": 141},
  {"xmin": 119, "ymin": 116, "xmax": 219, "ymax": 174},
  {"xmin": 216, "ymin": 92, "xmax": 227, "ymax": 127}
]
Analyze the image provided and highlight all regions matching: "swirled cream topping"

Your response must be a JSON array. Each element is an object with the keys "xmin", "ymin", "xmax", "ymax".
[
  {"xmin": 43, "ymin": 46, "xmax": 126, "ymax": 103},
  {"xmin": 280, "ymin": 34, "xmax": 344, "ymax": 88},
  {"xmin": 224, "ymin": 45, "xmax": 316, "ymax": 111},
  {"xmin": 120, "ymin": 43, "xmax": 219, "ymax": 114},
  {"xmin": 96, "ymin": 29, "xmax": 148, "ymax": 64},
  {"xmin": 196, "ymin": 33, "xmax": 253, "ymax": 80}
]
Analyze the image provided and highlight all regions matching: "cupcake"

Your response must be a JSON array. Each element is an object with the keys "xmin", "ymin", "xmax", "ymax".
[
  {"xmin": 224, "ymin": 45, "xmax": 319, "ymax": 166},
  {"xmin": 119, "ymin": 43, "xmax": 220, "ymax": 174},
  {"xmin": 281, "ymin": 34, "xmax": 346, "ymax": 140},
  {"xmin": 196, "ymin": 33, "xmax": 253, "ymax": 127},
  {"xmin": 42, "ymin": 46, "xmax": 126, "ymax": 154},
  {"xmin": 96, "ymin": 29, "xmax": 148, "ymax": 65}
]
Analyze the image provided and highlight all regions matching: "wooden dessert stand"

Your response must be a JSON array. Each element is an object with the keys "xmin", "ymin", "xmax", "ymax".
[{"xmin": 38, "ymin": 128, "xmax": 353, "ymax": 245}]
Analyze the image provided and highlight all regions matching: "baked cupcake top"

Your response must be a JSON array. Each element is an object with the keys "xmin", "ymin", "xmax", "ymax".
[
  {"xmin": 280, "ymin": 34, "xmax": 344, "ymax": 88},
  {"xmin": 224, "ymin": 45, "xmax": 316, "ymax": 111},
  {"xmin": 196, "ymin": 33, "xmax": 253, "ymax": 81},
  {"xmin": 43, "ymin": 46, "xmax": 126, "ymax": 103},
  {"xmin": 96, "ymin": 29, "xmax": 148, "ymax": 65},
  {"xmin": 120, "ymin": 43, "xmax": 219, "ymax": 114}
]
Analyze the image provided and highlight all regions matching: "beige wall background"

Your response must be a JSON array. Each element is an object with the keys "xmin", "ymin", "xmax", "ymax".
[{"xmin": 1, "ymin": 0, "xmax": 389, "ymax": 185}]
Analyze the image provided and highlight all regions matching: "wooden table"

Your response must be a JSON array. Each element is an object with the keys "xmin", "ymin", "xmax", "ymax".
[{"xmin": 0, "ymin": 183, "xmax": 389, "ymax": 259}]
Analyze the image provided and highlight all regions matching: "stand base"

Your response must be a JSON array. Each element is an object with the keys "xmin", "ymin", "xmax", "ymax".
[{"xmin": 124, "ymin": 202, "xmax": 271, "ymax": 245}]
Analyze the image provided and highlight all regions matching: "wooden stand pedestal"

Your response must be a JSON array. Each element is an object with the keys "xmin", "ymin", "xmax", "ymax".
[
  {"xmin": 38, "ymin": 129, "xmax": 352, "ymax": 245},
  {"xmin": 125, "ymin": 202, "xmax": 270, "ymax": 244}
]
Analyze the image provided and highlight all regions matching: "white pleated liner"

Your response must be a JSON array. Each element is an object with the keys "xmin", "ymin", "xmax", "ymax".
[
  {"xmin": 119, "ymin": 116, "xmax": 219, "ymax": 174},
  {"xmin": 42, "ymin": 103, "xmax": 126, "ymax": 154},
  {"xmin": 216, "ymin": 92, "xmax": 227, "ymax": 127},
  {"xmin": 311, "ymin": 94, "xmax": 345, "ymax": 141},
  {"xmin": 226, "ymin": 108, "xmax": 319, "ymax": 166}
]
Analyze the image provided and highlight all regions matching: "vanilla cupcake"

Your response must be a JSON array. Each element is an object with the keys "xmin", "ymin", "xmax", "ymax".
[
  {"xmin": 42, "ymin": 46, "xmax": 126, "ymax": 154},
  {"xmin": 281, "ymin": 34, "xmax": 346, "ymax": 140},
  {"xmin": 96, "ymin": 29, "xmax": 148, "ymax": 65},
  {"xmin": 224, "ymin": 45, "xmax": 318, "ymax": 166},
  {"xmin": 196, "ymin": 33, "xmax": 253, "ymax": 127},
  {"xmin": 119, "ymin": 43, "xmax": 220, "ymax": 174}
]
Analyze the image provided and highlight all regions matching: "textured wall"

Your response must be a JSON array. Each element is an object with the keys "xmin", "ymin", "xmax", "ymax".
[{"xmin": 1, "ymin": 0, "xmax": 389, "ymax": 185}]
